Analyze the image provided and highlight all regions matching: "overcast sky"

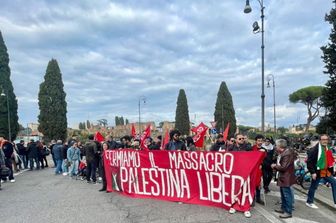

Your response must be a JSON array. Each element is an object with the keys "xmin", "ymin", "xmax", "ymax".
[{"xmin": 0, "ymin": 0, "xmax": 333, "ymax": 129}]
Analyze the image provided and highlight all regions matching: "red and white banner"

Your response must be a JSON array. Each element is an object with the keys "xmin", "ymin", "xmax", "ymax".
[{"xmin": 104, "ymin": 150, "xmax": 264, "ymax": 212}]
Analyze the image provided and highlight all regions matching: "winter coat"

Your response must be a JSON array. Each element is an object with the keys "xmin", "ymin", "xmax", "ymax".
[
  {"xmin": 274, "ymin": 148, "xmax": 296, "ymax": 187},
  {"xmin": 53, "ymin": 143, "xmax": 63, "ymax": 160},
  {"xmin": 84, "ymin": 141, "xmax": 97, "ymax": 162},
  {"xmin": 228, "ymin": 143, "xmax": 251, "ymax": 151},
  {"xmin": 27, "ymin": 142, "xmax": 39, "ymax": 158},
  {"xmin": 17, "ymin": 143, "xmax": 27, "ymax": 156},
  {"xmin": 1, "ymin": 141, "xmax": 14, "ymax": 159},
  {"xmin": 164, "ymin": 140, "xmax": 186, "ymax": 151},
  {"xmin": 210, "ymin": 142, "xmax": 226, "ymax": 151}
]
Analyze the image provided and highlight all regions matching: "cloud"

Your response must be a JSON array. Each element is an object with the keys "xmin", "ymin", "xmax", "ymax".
[{"xmin": 0, "ymin": 0, "xmax": 332, "ymax": 128}]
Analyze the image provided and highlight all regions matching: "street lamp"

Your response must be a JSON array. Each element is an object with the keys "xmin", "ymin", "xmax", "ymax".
[
  {"xmin": 244, "ymin": 0, "xmax": 266, "ymax": 133},
  {"xmin": 267, "ymin": 74, "xmax": 276, "ymax": 134},
  {"xmin": 138, "ymin": 96, "xmax": 146, "ymax": 134},
  {"xmin": 1, "ymin": 87, "xmax": 11, "ymax": 141}
]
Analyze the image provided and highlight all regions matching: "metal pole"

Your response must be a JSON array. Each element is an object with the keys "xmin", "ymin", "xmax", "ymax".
[
  {"xmin": 261, "ymin": 1, "xmax": 265, "ymax": 133},
  {"xmin": 272, "ymin": 78, "xmax": 276, "ymax": 134},
  {"xmin": 6, "ymin": 91, "xmax": 11, "ymax": 141}
]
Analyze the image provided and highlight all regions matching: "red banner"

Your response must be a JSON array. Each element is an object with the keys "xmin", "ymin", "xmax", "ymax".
[
  {"xmin": 104, "ymin": 150, "xmax": 264, "ymax": 212},
  {"xmin": 94, "ymin": 131, "xmax": 104, "ymax": 142},
  {"xmin": 192, "ymin": 122, "xmax": 208, "ymax": 148},
  {"xmin": 140, "ymin": 125, "xmax": 151, "ymax": 150}
]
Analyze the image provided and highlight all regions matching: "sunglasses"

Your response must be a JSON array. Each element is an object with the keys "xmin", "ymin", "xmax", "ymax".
[{"xmin": 238, "ymin": 138, "xmax": 244, "ymax": 140}]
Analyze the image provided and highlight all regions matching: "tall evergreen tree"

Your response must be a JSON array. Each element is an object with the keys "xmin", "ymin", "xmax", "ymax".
[
  {"xmin": 175, "ymin": 89, "xmax": 190, "ymax": 135},
  {"xmin": 214, "ymin": 81, "xmax": 236, "ymax": 137},
  {"xmin": 86, "ymin": 120, "xmax": 91, "ymax": 129},
  {"xmin": 125, "ymin": 118, "xmax": 129, "ymax": 125},
  {"xmin": 120, "ymin": 116, "xmax": 125, "ymax": 125},
  {"xmin": 0, "ymin": 31, "xmax": 19, "ymax": 140},
  {"xmin": 320, "ymin": 2, "xmax": 336, "ymax": 131},
  {"xmin": 38, "ymin": 59, "xmax": 67, "ymax": 141}
]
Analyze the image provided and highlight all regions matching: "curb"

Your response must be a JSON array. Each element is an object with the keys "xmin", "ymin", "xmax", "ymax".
[{"xmin": 293, "ymin": 184, "xmax": 335, "ymax": 210}]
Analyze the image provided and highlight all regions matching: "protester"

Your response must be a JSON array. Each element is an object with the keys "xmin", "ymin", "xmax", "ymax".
[
  {"xmin": 17, "ymin": 140, "xmax": 28, "ymax": 169},
  {"xmin": 84, "ymin": 134, "xmax": 98, "ymax": 184},
  {"xmin": 262, "ymin": 137, "xmax": 275, "ymax": 193},
  {"xmin": 67, "ymin": 141, "xmax": 81, "ymax": 178},
  {"xmin": 164, "ymin": 130, "xmax": 186, "ymax": 151},
  {"xmin": 49, "ymin": 140, "xmax": 57, "ymax": 167},
  {"xmin": 121, "ymin": 135, "xmax": 132, "ymax": 149},
  {"xmin": 99, "ymin": 142, "xmax": 109, "ymax": 192},
  {"xmin": 27, "ymin": 139, "xmax": 40, "ymax": 170},
  {"xmin": 0, "ymin": 136, "xmax": 15, "ymax": 182},
  {"xmin": 271, "ymin": 139, "xmax": 296, "ymax": 219},
  {"xmin": 53, "ymin": 140, "xmax": 63, "ymax": 175},
  {"xmin": 105, "ymin": 135, "xmax": 118, "ymax": 149},
  {"xmin": 149, "ymin": 136, "xmax": 162, "ymax": 150},
  {"xmin": 210, "ymin": 134, "xmax": 225, "ymax": 151},
  {"xmin": 227, "ymin": 137, "xmax": 235, "ymax": 147},
  {"xmin": 0, "ymin": 147, "xmax": 5, "ymax": 190},
  {"xmin": 61, "ymin": 143, "xmax": 69, "ymax": 175},
  {"xmin": 186, "ymin": 136, "xmax": 196, "ymax": 151},
  {"xmin": 251, "ymin": 134, "xmax": 266, "ymax": 205},
  {"xmin": 40, "ymin": 141, "xmax": 49, "ymax": 168},
  {"xmin": 306, "ymin": 134, "xmax": 336, "ymax": 209},
  {"xmin": 228, "ymin": 133, "xmax": 251, "ymax": 151}
]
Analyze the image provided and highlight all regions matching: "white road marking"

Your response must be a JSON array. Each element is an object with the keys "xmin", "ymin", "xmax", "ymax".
[
  {"xmin": 283, "ymin": 217, "xmax": 319, "ymax": 223},
  {"xmin": 255, "ymin": 205, "xmax": 283, "ymax": 223},
  {"xmin": 13, "ymin": 169, "xmax": 29, "ymax": 176}
]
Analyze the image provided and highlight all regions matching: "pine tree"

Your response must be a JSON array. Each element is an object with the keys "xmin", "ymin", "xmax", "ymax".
[
  {"xmin": 86, "ymin": 120, "xmax": 91, "ymax": 129},
  {"xmin": 320, "ymin": 2, "xmax": 336, "ymax": 131},
  {"xmin": 175, "ymin": 89, "xmax": 190, "ymax": 135},
  {"xmin": 115, "ymin": 116, "xmax": 119, "ymax": 126},
  {"xmin": 0, "ymin": 31, "xmax": 19, "ymax": 141},
  {"xmin": 120, "ymin": 116, "xmax": 124, "ymax": 125},
  {"xmin": 38, "ymin": 59, "xmax": 67, "ymax": 141},
  {"xmin": 214, "ymin": 81, "xmax": 236, "ymax": 137},
  {"xmin": 125, "ymin": 119, "xmax": 129, "ymax": 125}
]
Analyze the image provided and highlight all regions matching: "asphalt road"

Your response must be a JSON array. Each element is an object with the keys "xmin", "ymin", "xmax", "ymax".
[{"xmin": 0, "ymin": 167, "xmax": 335, "ymax": 223}]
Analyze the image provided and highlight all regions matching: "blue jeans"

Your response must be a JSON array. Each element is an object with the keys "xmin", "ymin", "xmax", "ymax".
[
  {"xmin": 69, "ymin": 160, "xmax": 79, "ymax": 176},
  {"xmin": 29, "ymin": 157, "xmax": 40, "ymax": 170},
  {"xmin": 280, "ymin": 187, "xmax": 293, "ymax": 215},
  {"xmin": 19, "ymin": 155, "xmax": 28, "ymax": 169},
  {"xmin": 55, "ymin": 159, "xmax": 63, "ymax": 174},
  {"xmin": 307, "ymin": 176, "xmax": 336, "ymax": 204},
  {"xmin": 62, "ymin": 159, "xmax": 69, "ymax": 173}
]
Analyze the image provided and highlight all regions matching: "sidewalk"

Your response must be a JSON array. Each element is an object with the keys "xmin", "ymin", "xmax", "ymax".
[{"xmin": 293, "ymin": 182, "xmax": 335, "ymax": 210}]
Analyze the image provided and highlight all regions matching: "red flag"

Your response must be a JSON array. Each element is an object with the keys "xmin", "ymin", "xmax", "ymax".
[
  {"xmin": 94, "ymin": 131, "xmax": 104, "ymax": 142},
  {"xmin": 161, "ymin": 129, "xmax": 170, "ymax": 150},
  {"xmin": 191, "ymin": 122, "xmax": 208, "ymax": 133},
  {"xmin": 140, "ymin": 125, "xmax": 151, "ymax": 150},
  {"xmin": 223, "ymin": 123, "xmax": 230, "ymax": 141},
  {"xmin": 192, "ymin": 122, "xmax": 208, "ymax": 148},
  {"xmin": 131, "ymin": 123, "xmax": 136, "ymax": 137}
]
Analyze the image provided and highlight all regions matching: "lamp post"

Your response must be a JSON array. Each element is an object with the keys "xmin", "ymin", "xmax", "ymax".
[
  {"xmin": 267, "ymin": 74, "xmax": 276, "ymax": 134},
  {"xmin": 138, "ymin": 96, "xmax": 146, "ymax": 134},
  {"xmin": 244, "ymin": 0, "xmax": 266, "ymax": 133},
  {"xmin": 1, "ymin": 88, "xmax": 11, "ymax": 141}
]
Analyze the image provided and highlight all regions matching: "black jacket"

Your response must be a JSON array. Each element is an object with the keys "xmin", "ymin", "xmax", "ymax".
[
  {"xmin": 84, "ymin": 141, "xmax": 97, "ymax": 162},
  {"xmin": 27, "ymin": 142, "xmax": 39, "ymax": 158},
  {"xmin": 210, "ymin": 142, "xmax": 225, "ymax": 151},
  {"xmin": 2, "ymin": 141, "xmax": 14, "ymax": 159},
  {"xmin": 228, "ymin": 143, "xmax": 251, "ymax": 152},
  {"xmin": 164, "ymin": 140, "xmax": 186, "ymax": 151},
  {"xmin": 17, "ymin": 143, "xmax": 27, "ymax": 156},
  {"xmin": 307, "ymin": 143, "xmax": 334, "ymax": 177}
]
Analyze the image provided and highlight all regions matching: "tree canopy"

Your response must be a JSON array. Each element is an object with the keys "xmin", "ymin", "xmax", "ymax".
[
  {"xmin": 175, "ymin": 89, "xmax": 190, "ymax": 135},
  {"xmin": 289, "ymin": 86, "xmax": 324, "ymax": 132},
  {"xmin": 0, "ymin": 31, "xmax": 19, "ymax": 140}
]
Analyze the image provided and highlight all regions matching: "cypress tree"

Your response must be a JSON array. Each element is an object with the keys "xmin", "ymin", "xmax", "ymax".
[
  {"xmin": 38, "ymin": 59, "xmax": 67, "ymax": 141},
  {"xmin": 214, "ymin": 81, "xmax": 236, "ymax": 137},
  {"xmin": 86, "ymin": 120, "xmax": 91, "ymax": 129},
  {"xmin": 125, "ymin": 119, "xmax": 129, "ymax": 125},
  {"xmin": 0, "ymin": 31, "xmax": 19, "ymax": 140},
  {"xmin": 175, "ymin": 89, "xmax": 190, "ymax": 135},
  {"xmin": 320, "ymin": 3, "xmax": 336, "ymax": 131}
]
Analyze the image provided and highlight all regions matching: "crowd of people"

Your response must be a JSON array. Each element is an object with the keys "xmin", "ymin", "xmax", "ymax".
[{"xmin": 1, "ymin": 131, "xmax": 336, "ymax": 220}]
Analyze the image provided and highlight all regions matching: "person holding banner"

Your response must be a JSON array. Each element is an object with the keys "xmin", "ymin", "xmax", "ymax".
[
  {"xmin": 84, "ymin": 135, "xmax": 98, "ymax": 184},
  {"xmin": 271, "ymin": 139, "xmax": 296, "ymax": 219},
  {"xmin": 164, "ymin": 130, "xmax": 186, "ymax": 151},
  {"xmin": 99, "ymin": 142, "xmax": 109, "ymax": 192},
  {"xmin": 251, "ymin": 134, "xmax": 266, "ymax": 206}
]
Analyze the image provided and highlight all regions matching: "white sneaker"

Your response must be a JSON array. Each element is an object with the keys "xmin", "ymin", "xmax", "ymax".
[
  {"xmin": 244, "ymin": 211, "xmax": 252, "ymax": 218},
  {"xmin": 10, "ymin": 179, "xmax": 15, "ymax": 183},
  {"xmin": 229, "ymin": 208, "xmax": 236, "ymax": 214},
  {"xmin": 0, "ymin": 179, "xmax": 4, "ymax": 183},
  {"xmin": 62, "ymin": 172, "xmax": 68, "ymax": 176},
  {"xmin": 306, "ymin": 202, "xmax": 318, "ymax": 209}
]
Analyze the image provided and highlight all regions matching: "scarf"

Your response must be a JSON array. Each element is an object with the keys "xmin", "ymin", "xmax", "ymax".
[{"xmin": 317, "ymin": 143, "xmax": 334, "ymax": 170}]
